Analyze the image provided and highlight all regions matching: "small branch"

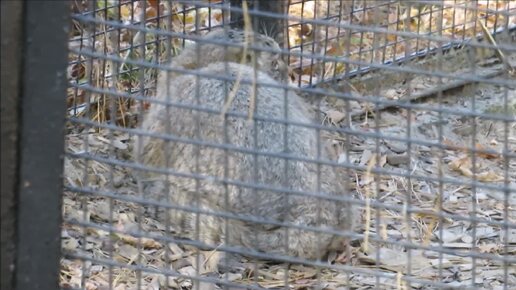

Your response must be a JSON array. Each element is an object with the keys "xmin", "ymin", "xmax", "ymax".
[
  {"xmin": 478, "ymin": 20, "xmax": 515, "ymax": 75},
  {"xmin": 350, "ymin": 67, "xmax": 505, "ymax": 120}
]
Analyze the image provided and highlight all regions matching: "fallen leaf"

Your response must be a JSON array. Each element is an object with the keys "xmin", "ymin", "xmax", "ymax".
[
  {"xmin": 145, "ymin": 6, "xmax": 157, "ymax": 19},
  {"xmin": 478, "ymin": 243, "xmax": 500, "ymax": 253},
  {"xmin": 476, "ymin": 171, "xmax": 504, "ymax": 182},
  {"xmin": 474, "ymin": 143, "xmax": 500, "ymax": 159},
  {"xmin": 117, "ymin": 234, "xmax": 163, "ymax": 249},
  {"xmin": 326, "ymin": 110, "xmax": 346, "ymax": 124},
  {"xmin": 147, "ymin": 0, "xmax": 158, "ymax": 9},
  {"xmin": 358, "ymin": 246, "xmax": 431, "ymax": 273},
  {"xmin": 117, "ymin": 244, "xmax": 139, "ymax": 261},
  {"xmin": 449, "ymin": 156, "xmax": 503, "ymax": 181}
]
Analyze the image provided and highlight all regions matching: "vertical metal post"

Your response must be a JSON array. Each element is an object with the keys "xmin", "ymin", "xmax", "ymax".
[
  {"xmin": 1, "ymin": 1, "xmax": 24, "ymax": 289},
  {"xmin": 1, "ymin": 1, "xmax": 70, "ymax": 290},
  {"xmin": 230, "ymin": 0, "xmax": 287, "ymax": 47}
]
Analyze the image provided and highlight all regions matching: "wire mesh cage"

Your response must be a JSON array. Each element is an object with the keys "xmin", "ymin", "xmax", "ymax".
[{"xmin": 63, "ymin": 1, "xmax": 516, "ymax": 289}]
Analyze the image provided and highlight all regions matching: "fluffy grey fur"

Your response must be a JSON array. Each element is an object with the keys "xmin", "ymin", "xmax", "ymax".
[{"xmin": 135, "ymin": 29, "xmax": 355, "ymax": 260}]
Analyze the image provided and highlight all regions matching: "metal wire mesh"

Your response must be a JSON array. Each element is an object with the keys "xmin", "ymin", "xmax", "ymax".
[{"xmin": 62, "ymin": 1, "xmax": 516, "ymax": 289}]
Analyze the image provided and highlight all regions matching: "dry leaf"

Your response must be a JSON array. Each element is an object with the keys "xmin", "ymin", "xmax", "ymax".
[
  {"xmin": 449, "ymin": 156, "xmax": 504, "ymax": 181},
  {"xmin": 120, "ymin": 4, "xmax": 131, "ymax": 21},
  {"xmin": 145, "ymin": 6, "xmax": 157, "ymax": 19},
  {"xmin": 474, "ymin": 143, "xmax": 500, "ymax": 159},
  {"xmin": 147, "ymin": 0, "xmax": 158, "ymax": 9},
  {"xmin": 358, "ymin": 246, "xmax": 431, "ymax": 273},
  {"xmin": 443, "ymin": 139, "xmax": 500, "ymax": 160},
  {"xmin": 117, "ymin": 244, "xmax": 139, "ymax": 261},
  {"xmin": 478, "ymin": 243, "xmax": 500, "ymax": 253},
  {"xmin": 326, "ymin": 110, "xmax": 346, "ymax": 124},
  {"xmin": 476, "ymin": 171, "xmax": 504, "ymax": 182},
  {"xmin": 62, "ymin": 237, "xmax": 80, "ymax": 251},
  {"xmin": 117, "ymin": 234, "xmax": 163, "ymax": 249}
]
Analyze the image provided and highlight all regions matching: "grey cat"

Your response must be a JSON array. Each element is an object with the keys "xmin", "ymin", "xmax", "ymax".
[{"xmin": 134, "ymin": 29, "xmax": 356, "ymax": 263}]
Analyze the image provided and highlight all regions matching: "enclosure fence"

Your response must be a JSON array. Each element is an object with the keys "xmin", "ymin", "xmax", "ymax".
[{"xmin": 1, "ymin": 1, "xmax": 514, "ymax": 290}]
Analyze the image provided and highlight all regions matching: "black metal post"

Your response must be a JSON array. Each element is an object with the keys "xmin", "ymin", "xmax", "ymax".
[
  {"xmin": 1, "ymin": 1, "xmax": 24, "ymax": 289},
  {"xmin": 230, "ymin": 0, "xmax": 287, "ymax": 47},
  {"xmin": 0, "ymin": 1, "xmax": 69, "ymax": 290}
]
